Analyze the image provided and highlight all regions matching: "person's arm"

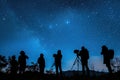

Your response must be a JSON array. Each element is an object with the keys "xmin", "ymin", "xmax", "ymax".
[{"xmin": 26, "ymin": 55, "xmax": 29, "ymax": 59}]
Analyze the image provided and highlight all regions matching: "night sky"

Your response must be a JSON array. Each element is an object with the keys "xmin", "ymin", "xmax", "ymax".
[{"xmin": 0, "ymin": 0, "xmax": 120, "ymax": 72}]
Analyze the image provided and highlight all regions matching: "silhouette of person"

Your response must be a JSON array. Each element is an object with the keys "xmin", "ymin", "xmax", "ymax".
[
  {"xmin": 79, "ymin": 46, "xmax": 90, "ymax": 75},
  {"xmin": 37, "ymin": 53, "xmax": 45, "ymax": 76},
  {"xmin": 18, "ymin": 50, "xmax": 28, "ymax": 74},
  {"xmin": 10, "ymin": 55, "xmax": 18, "ymax": 75},
  {"xmin": 56, "ymin": 50, "xmax": 62, "ymax": 75},
  {"xmin": 52, "ymin": 53, "xmax": 57, "ymax": 72},
  {"xmin": 101, "ymin": 45, "xmax": 112, "ymax": 74}
]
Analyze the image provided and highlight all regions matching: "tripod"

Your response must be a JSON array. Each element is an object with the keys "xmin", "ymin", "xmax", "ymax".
[{"xmin": 71, "ymin": 54, "xmax": 81, "ymax": 71}]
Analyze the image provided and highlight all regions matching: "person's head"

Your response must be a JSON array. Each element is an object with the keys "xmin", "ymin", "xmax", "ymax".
[
  {"xmin": 40, "ymin": 53, "xmax": 44, "ymax": 57},
  {"xmin": 20, "ymin": 50, "xmax": 25, "ymax": 55},
  {"xmin": 102, "ymin": 45, "xmax": 107, "ymax": 48},
  {"xmin": 12, "ymin": 55, "xmax": 16, "ymax": 60},
  {"xmin": 57, "ymin": 50, "xmax": 61, "ymax": 55},
  {"xmin": 102, "ymin": 45, "xmax": 108, "ymax": 50},
  {"xmin": 81, "ymin": 46, "xmax": 85, "ymax": 50}
]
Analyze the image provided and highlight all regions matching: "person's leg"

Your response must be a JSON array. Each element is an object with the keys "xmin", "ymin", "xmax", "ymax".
[
  {"xmin": 21, "ymin": 65, "xmax": 26, "ymax": 74},
  {"xmin": 40, "ymin": 66, "xmax": 42, "ymax": 74},
  {"xmin": 23, "ymin": 66, "xmax": 26, "ymax": 73},
  {"xmin": 55, "ymin": 64, "xmax": 58, "ymax": 75},
  {"xmin": 19, "ymin": 66, "xmax": 22, "ymax": 74},
  {"xmin": 59, "ymin": 64, "xmax": 62, "ymax": 75},
  {"xmin": 82, "ymin": 63, "xmax": 85, "ymax": 75},
  {"xmin": 85, "ymin": 63, "xmax": 90, "ymax": 76},
  {"xmin": 106, "ymin": 63, "xmax": 112, "ymax": 74},
  {"xmin": 20, "ymin": 66, "xmax": 24, "ymax": 74},
  {"xmin": 40, "ymin": 66, "xmax": 44, "ymax": 78}
]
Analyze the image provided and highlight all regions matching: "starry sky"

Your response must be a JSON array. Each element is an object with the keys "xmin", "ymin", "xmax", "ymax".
[{"xmin": 0, "ymin": 0, "xmax": 120, "ymax": 72}]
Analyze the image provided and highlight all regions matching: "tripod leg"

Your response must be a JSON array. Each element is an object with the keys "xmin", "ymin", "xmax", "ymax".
[
  {"xmin": 77, "ymin": 58, "xmax": 80, "ymax": 70},
  {"xmin": 71, "ymin": 57, "xmax": 78, "ymax": 70}
]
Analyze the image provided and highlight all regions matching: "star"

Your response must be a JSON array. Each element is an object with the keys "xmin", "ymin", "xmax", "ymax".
[
  {"xmin": 65, "ymin": 20, "xmax": 70, "ymax": 24},
  {"xmin": 49, "ymin": 25, "xmax": 53, "ymax": 29},
  {"xmin": 2, "ymin": 17, "xmax": 6, "ymax": 21},
  {"xmin": 55, "ymin": 24, "xmax": 58, "ymax": 26}
]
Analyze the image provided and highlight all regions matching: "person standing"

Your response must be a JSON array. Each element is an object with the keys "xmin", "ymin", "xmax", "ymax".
[
  {"xmin": 10, "ymin": 55, "xmax": 18, "ymax": 75},
  {"xmin": 101, "ymin": 45, "xmax": 113, "ymax": 74},
  {"xmin": 37, "ymin": 53, "xmax": 45, "ymax": 76},
  {"xmin": 56, "ymin": 50, "xmax": 62, "ymax": 75},
  {"xmin": 79, "ymin": 46, "xmax": 90, "ymax": 76},
  {"xmin": 18, "ymin": 50, "xmax": 28, "ymax": 74}
]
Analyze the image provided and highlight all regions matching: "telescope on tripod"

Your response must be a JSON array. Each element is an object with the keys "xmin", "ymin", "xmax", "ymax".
[{"xmin": 71, "ymin": 50, "xmax": 81, "ymax": 71}]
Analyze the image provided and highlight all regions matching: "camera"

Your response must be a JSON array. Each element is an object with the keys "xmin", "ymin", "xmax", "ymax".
[{"xmin": 74, "ymin": 49, "xmax": 79, "ymax": 54}]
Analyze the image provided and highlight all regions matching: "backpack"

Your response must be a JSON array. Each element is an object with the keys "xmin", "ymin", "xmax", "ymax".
[{"xmin": 108, "ymin": 49, "xmax": 114, "ymax": 59}]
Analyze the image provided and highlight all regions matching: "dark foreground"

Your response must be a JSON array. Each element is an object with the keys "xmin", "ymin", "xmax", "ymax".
[{"xmin": 0, "ymin": 71, "xmax": 120, "ymax": 80}]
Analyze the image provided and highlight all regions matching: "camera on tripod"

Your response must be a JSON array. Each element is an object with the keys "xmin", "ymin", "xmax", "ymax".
[
  {"xmin": 71, "ymin": 49, "xmax": 81, "ymax": 70},
  {"xmin": 74, "ymin": 49, "xmax": 80, "ymax": 56}
]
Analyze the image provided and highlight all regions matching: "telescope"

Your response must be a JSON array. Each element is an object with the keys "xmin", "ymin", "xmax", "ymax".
[
  {"xmin": 71, "ymin": 49, "xmax": 81, "ymax": 71},
  {"xmin": 74, "ymin": 49, "xmax": 79, "ymax": 54}
]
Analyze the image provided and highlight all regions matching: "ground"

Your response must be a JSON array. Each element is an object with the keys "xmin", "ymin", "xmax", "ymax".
[{"xmin": 0, "ymin": 71, "xmax": 120, "ymax": 80}]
